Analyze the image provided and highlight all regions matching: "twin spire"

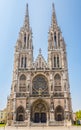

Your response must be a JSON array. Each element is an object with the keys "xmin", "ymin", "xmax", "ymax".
[
  {"xmin": 24, "ymin": 3, "xmax": 57, "ymax": 29},
  {"xmin": 24, "ymin": 4, "xmax": 30, "ymax": 29},
  {"xmin": 52, "ymin": 3, "xmax": 57, "ymax": 27}
]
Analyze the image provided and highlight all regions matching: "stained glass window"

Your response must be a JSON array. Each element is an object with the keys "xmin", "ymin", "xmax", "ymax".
[{"xmin": 32, "ymin": 75, "xmax": 48, "ymax": 95}]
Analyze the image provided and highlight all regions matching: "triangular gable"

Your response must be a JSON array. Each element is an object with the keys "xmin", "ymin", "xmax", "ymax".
[{"xmin": 34, "ymin": 53, "xmax": 47, "ymax": 69}]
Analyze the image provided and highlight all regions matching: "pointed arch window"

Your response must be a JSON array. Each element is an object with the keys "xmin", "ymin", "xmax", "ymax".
[
  {"xmin": 24, "ymin": 57, "xmax": 27, "ymax": 68},
  {"xmin": 57, "ymin": 56, "xmax": 59, "ymax": 68},
  {"xmin": 21, "ymin": 57, "xmax": 24, "ymax": 68},
  {"xmin": 54, "ymin": 55, "xmax": 60, "ymax": 68},
  {"xmin": 58, "ymin": 33, "xmax": 60, "ymax": 47},
  {"xmin": 54, "ymin": 32, "xmax": 57, "ymax": 48},
  {"xmin": 54, "ymin": 74, "xmax": 61, "ymax": 91},
  {"xmin": 54, "ymin": 74, "xmax": 61, "ymax": 81},
  {"xmin": 27, "ymin": 34, "xmax": 29, "ymax": 49},
  {"xmin": 24, "ymin": 33, "xmax": 26, "ymax": 43},
  {"xmin": 54, "ymin": 56, "xmax": 56, "ymax": 67},
  {"xmin": 19, "ymin": 74, "xmax": 26, "ymax": 92},
  {"xmin": 20, "ymin": 74, "xmax": 26, "ymax": 80}
]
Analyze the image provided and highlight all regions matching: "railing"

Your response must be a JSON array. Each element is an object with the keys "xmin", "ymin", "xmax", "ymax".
[
  {"xmin": 30, "ymin": 94, "xmax": 50, "ymax": 97},
  {"xmin": 19, "ymin": 67, "xmax": 50, "ymax": 71},
  {"xmin": 54, "ymin": 92, "xmax": 64, "ymax": 98},
  {"xmin": 16, "ymin": 93, "xmax": 50, "ymax": 98},
  {"xmin": 52, "ymin": 67, "xmax": 62, "ymax": 70},
  {"xmin": 16, "ymin": 93, "xmax": 27, "ymax": 97}
]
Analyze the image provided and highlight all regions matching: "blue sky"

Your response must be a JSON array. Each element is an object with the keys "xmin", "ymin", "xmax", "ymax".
[{"xmin": 0, "ymin": 0, "xmax": 81, "ymax": 112}]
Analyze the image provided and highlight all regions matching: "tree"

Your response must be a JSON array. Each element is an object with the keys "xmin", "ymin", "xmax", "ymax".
[{"xmin": 76, "ymin": 110, "xmax": 81, "ymax": 120}]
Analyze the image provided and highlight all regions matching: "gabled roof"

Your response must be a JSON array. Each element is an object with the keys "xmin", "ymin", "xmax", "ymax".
[{"xmin": 34, "ymin": 49, "xmax": 47, "ymax": 69}]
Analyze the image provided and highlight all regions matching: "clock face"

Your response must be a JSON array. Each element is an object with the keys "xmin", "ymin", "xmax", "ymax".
[{"xmin": 32, "ymin": 75, "xmax": 48, "ymax": 90}]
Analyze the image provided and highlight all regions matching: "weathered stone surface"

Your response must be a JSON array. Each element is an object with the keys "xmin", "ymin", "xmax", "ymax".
[{"xmin": 7, "ymin": 3, "xmax": 72, "ymax": 127}]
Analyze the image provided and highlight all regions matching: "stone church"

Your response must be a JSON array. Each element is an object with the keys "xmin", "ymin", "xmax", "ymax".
[{"xmin": 7, "ymin": 3, "xmax": 72, "ymax": 126}]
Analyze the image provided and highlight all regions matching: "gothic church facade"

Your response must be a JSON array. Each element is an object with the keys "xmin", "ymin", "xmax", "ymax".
[{"xmin": 7, "ymin": 4, "xmax": 72, "ymax": 126}]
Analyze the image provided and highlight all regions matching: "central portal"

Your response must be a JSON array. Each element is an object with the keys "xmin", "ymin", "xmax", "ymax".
[
  {"xmin": 31, "ymin": 99, "xmax": 48, "ymax": 123},
  {"xmin": 34, "ymin": 113, "xmax": 46, "ymax": 123}
]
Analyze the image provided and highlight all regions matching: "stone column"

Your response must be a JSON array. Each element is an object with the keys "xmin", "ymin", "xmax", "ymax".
[
  {"xmin": 47, "ymin": 113, "xmax": 49, "ymax": 126},
  {"xmin": 50, "ymin": 110, "xmax": 54, "ymax": 122},
  {"xmin": 13, "ymin": 93, "xmax": 16, "ymax": 124},
  {"xmin": 28, "ymin": 112, "xmax": 30, "ymax": 126}
]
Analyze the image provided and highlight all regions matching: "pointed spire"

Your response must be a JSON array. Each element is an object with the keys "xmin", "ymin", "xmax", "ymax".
[
  {"xmin": 26, "ymin": 3, "xmax": 29, "ymax": 17},
  {"xmin": 24, "ymin": 3, "xmax": 30, "ymax": 29},
  {"xmin": 51, "ymin": 3, "xmax": 57, "ymax": 27}
]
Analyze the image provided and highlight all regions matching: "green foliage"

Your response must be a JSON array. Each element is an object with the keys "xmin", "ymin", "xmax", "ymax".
[
  {"xmin": 0, "ymin": 124, "xmax": 6, "ymax": 127},
  {"xmin": 76, "ymin": 110, "xmax": 81, "ymax": 120}
]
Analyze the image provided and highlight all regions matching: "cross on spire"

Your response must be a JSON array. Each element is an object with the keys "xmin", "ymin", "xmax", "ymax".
[{"xmin": 39, "ymin": 48, "xmax": 42, "ymax": 54}]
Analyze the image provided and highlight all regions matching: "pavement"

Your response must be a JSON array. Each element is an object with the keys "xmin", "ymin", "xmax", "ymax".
[{"xmin": 0, "ymin": 126, "xmax": 81, "ymax": 130}]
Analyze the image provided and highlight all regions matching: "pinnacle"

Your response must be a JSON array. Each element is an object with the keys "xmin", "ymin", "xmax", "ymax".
[
  {"xmin": 51, "ymin": 3, "xmax": 57, "ymax": 27},
  {"xmin": 24, "ymin": 3, "xmax": 30, "ymax": 29},
  {"xmin": 52, "ymin": 3, "xmax": 55, "ymax": 13}
]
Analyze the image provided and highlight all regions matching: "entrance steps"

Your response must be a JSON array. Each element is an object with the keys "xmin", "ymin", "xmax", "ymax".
[
  {"xmin": 1, "ymin": 126, "xmax": 80, "ymax": 130},
  {"xmin": 49, "ymin": 121, "xmax": 64, "ymax": 126},
  {"xmin": 30, "ymin": 121, "xmax": 64, "ymax": 126},
  {"xmin": 14, "ymin": 121, "xmax": 28, "ymax": 127},
  {"xmin": 30, "ymin": 122, "xmax": 47, "ymax": 127}
]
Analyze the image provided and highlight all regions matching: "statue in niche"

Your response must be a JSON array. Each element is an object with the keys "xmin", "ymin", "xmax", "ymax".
[
  {"xmin": 26, "ymin": 97, "xmax": 29, "ymax": 109},
  {"xmin": 26, "ymin": 102, "xmax": 29, "ymax": 109},
  {"xmin": 38, "ymin": 88, "xmax": 42, "ymax": 96},
  {"xmin": 27, "ymin": 84, "xmax": 29, "ymax": 91},
  {"xmin": 25, "ymin": 112, "xmax": 28, "ymax": 120},
  {"xmin": 50, "ymin": 101, "xmax": 54, "ymax": 111},
  {"xmin": 50, "ymin": 96, "xmax": 54, "ymax": 111}
]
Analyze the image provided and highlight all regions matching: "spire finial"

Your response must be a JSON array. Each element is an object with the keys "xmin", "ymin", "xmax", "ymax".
[
  {"xmin": 39, "ymin": 48, "xmax": 42, "ymax": 54},
  {"xmin": 52, "ymin": 3, "xmax": 55, "ymax": 13},
  {"xmin": 52, "ymin": 3, "xmax": 57, "ymax": 27},
  {"xmin": 26, "ymin": 3, "xmax": 29, "ymax": 17},
  {"xmin": 24, "ymin": 3, "xmax": 30, "ymax": 28}
]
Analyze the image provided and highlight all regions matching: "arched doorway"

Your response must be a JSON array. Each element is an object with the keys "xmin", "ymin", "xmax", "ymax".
[
  {"xmin": 31, "ymin": 99, "xmax": 48, "ymax": 123},
  {"xmin": 16, "ymin": 106, "xmax": 25, "ymax": 121},
  {"xmin": 55, "ymin": 105, "xmax": 64, "ymax": 121}
]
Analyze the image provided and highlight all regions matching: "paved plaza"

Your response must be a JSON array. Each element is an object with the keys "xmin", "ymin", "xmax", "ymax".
[{"xmin": 0, "ymin": 126, "xmax": 81, "ymax": 130}]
